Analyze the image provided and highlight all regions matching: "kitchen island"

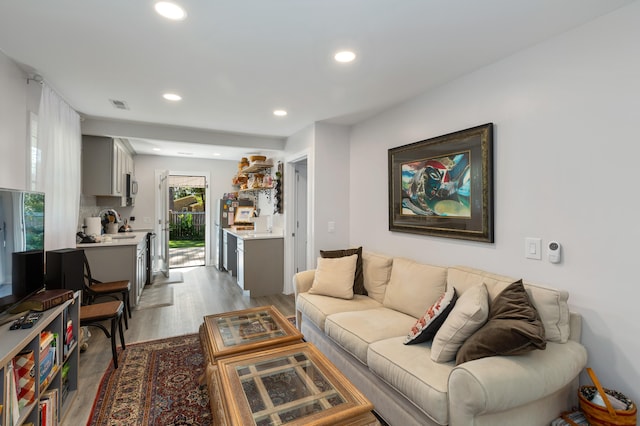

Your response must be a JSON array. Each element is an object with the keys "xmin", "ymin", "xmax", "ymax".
[
  {"xmin": 77, "ymin": 231, "xmax": 149, "ymax": 306},
  {"xmin": 223, "ymin": 228, "xmax": 284, "ymax": 297}
]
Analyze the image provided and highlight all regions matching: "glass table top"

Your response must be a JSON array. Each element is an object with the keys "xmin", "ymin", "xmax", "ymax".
[
  {"xmin": 216, "ymin": 310, "xmax": 288, "ymax": 347},
  {"xmin": 237, "ymin": 352, "xmax": 346, "ymax": 425},
  {"xmin": 213, "ymin": 342, "xmax": 375, "ymax": 426}
]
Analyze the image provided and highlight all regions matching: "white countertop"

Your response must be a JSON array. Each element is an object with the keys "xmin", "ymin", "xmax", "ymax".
[
  {"xmin": 223, "ymin": 228, "xmax": 284, "ymax": 240},
  {"xmin": 76, "ymin": 231, "xmax": 149, "ymax": 248}
]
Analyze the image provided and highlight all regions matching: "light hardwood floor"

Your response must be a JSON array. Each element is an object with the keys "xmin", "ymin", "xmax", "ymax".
[{"xmin": 62, "ymin": 265, "xmax": 295, "ymax": 425}]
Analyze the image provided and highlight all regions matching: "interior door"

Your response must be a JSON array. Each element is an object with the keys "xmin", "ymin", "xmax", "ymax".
[{"xmin": 156, "ymin": 170, "xmax": 170, "ymax": 277}]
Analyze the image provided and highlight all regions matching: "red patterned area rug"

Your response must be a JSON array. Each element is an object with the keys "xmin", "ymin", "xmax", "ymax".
[{"xmin": 87, "ymin": 334, "xmax": 212, "ymax": 426}]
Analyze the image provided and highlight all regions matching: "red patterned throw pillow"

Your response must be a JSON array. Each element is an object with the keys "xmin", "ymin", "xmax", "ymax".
[{"xmin": 404, "ymin": 286, "xmax": 458, "ymax": 345}]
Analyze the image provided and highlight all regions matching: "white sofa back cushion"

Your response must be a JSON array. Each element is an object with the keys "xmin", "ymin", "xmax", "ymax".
[
  {"xmin": 447, "ymin": 266, "xmax": 570, "ymax": 343},
  {"xmin": 362, "ymin": 252, "xmax": 393, "ymax": 304},
  {"xmin": 383, "ymin": 257, "xmax": 447, "ymax": 318}
]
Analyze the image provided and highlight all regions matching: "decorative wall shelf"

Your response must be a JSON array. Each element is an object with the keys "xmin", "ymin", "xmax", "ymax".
[
  {"xmin": 241, "ymin": 162, "xmax": 274, "ymax": 174},
  {"xmin": 232, "ymin": 162, "xmax": 275, "ymax": 203}
]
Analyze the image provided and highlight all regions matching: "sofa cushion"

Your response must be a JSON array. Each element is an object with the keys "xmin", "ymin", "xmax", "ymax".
[
  {"xmin": 456, "ymin": 280, "xmax": 546, "ymax": 365},
  {"xmin": 325, "ymin": 308, "xmax": 416, "ymax": 364},
  {"xmin": 368, "ymin": 336, "xmax": 452, "ymax": 425},
  {"xmin": 296, "ymin": 292, "xmax": 382, "ymax": 330},
  {"xmin": 308, "ymin": 254, "xmax": 358, "ymax": 299},
  {"xmin": 404, "ymin": 286, "xmax": 458, "ymax": 345},
  {"xmin": 320, "ymin": 246, "xmax": 366, "ymax": 295},
  {"xmin": 383, "ymin": 257, "xmax": 447, "ymax": 318},
  {"xmin": 362, "ymin": 252, "xmax": 393, "ymax": 303},
  {"xmin": 447, "ymin": 266, "xmax": 570, "ymax": 343},
  {"xmin": 431, "ymin": 283, "xmax": 489, "ymax": 363}
]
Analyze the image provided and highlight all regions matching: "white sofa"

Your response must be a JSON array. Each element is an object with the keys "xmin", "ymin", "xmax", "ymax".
[{"xmin": 293, "ymin": 251, "xmax": 588, "ymax": 426}]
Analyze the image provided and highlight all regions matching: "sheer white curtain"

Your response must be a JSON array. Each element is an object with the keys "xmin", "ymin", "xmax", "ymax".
[{"xmin": 36, "ymin": 84, "xmax": 81, "ymax": 251}]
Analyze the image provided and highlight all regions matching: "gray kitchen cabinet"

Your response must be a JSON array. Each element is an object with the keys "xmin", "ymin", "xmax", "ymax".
[
  {"xmin": 136, "ymin": 241, "xmax": 147, "ymax": 303},
  {"xmin": 223, "ymin": 230, "xmax": 237, "ymax": 276},
  {"xmin": 79, "ymin": 232, "xmax": 149, "ymax": 307},
  {"xmin": 236, "ymin": 237, "xmax": 284, "ymax": 296},
  {"xmin": 82, "ymin": 135, "xmax": 133, "ymax": 205}
]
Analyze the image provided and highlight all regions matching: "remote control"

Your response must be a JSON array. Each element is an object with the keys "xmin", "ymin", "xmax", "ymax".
[
  {"xmin": 21, "ymin": 312, "xmax": 43, "ymax": 328},
  {"xmin": 10, "ymin": 316, "xmax": 26, "ymax": 330}
]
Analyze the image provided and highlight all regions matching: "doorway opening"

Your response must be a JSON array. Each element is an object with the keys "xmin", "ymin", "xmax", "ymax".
[
  {"xmin": 293, "ymin": 160, "xmax": 308, "ymax": 275},
  {"xmin": 168, "ymin": 175, "xmax": 206, "ymax": 268}
]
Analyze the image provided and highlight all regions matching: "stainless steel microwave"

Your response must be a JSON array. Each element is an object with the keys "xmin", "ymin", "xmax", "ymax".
[{"xmin": 126, "ymin": 173, "xmax": 138, "ymax": 201}]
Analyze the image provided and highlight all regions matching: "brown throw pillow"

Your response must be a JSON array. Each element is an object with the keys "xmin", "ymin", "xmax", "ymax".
[
  {"xmin": 320, "ymin": 247, "xmax": 366, "ymax": 295},
  {"xmin": 455, "ymin": 279, "xmax": 546, "ymax": 365}
]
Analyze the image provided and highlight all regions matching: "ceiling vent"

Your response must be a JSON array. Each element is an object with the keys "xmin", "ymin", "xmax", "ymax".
[{"xmin": 109, "ymin": 99, "xmax": 129, "ymax": 110}]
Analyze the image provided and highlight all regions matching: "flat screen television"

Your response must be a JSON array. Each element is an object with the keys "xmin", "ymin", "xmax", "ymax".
[{"xmin": 0, "ymin": 188, "xmax": 45, "ymax": 316}]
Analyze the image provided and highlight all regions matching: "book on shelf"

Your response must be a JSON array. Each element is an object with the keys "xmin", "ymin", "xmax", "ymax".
[
  {"xmin": 39, "ymin": 331, "xmax": 59, "ymax": 390},
  {"xmin": 40, "ymin": 330, "xmax": 55, "ymax": 356},
  {"xmin": 13, "ymin": 350, "xmax": 36, "ymax": 410},
  {"xmin": 10, "ymin": 289, "xmax": 73, "ymax": 313},
  {"xmin": 60, "ymin": 363, "xmax": 71, "ymax": 402},
  {"xmin": 7, "ymin": 361, "xmax": 20, "ymax": 425},
  {"xmin": 63, "ymin": 317, "xmax": 75, "ymax": 357},
  {"xmin": 40, "ymin": 388, "xmax": 59, "ymax": 426}
]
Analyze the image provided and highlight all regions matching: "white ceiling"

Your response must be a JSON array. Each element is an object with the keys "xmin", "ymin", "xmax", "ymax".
[{"xmin": 0, "ymin": 0, "xmax": 633, "ymax": 159}]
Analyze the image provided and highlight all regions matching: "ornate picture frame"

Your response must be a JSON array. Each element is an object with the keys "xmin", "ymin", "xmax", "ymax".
[{"xmin": 388, "ymin": 123, "xmax": 494, "ymax": 242}]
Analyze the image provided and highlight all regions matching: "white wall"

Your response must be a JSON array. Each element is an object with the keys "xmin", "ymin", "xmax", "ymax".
[
  {"xmin": 133, "ymin": 155, "xmax": 238, "ymax": 223},
  {"xmin": 349, "ymin": 2, "xmax": 640, "ymax": 400},
  {"xmin": 133, "ymin": 154, "xmax": 239, "ymax": 263},
  {"xmin": 0, "ymin": 51, "xmax": 29, "ymax": 189},
  {"xmin": 313, "ymin": 122, "xmax": 351, "ymax": 255},
  {"xmin": 283, "ymin": 122, "xmax": 351, "ymax": 270}
]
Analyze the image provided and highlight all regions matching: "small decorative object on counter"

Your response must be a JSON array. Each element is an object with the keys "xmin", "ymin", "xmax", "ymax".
[{"xmin": 99, "ymin": 208, "xmax": 121, "ymax": 234}]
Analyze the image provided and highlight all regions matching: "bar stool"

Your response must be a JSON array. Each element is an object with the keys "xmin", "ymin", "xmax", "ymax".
[
  {"xmin": 80, "ymin": 301, "xmax": 126, "ymax": 368},
  {"xmin": 83, "ymin": 252, "xmax": 132, "ymax": 329}
]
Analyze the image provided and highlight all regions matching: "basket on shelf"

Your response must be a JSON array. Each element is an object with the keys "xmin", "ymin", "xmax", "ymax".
[{"xmin": 579, "ymin": 368, "xmax": 636, "ymax": 426}]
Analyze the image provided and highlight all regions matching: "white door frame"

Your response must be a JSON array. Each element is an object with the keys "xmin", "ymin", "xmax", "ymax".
[
  {"xmin": 284, "ymin": 149, "xmax": 314, "ymax": 294},
  {"xmin": 155, "ymin": 169, "xmax": 170, "ymax": 277}
]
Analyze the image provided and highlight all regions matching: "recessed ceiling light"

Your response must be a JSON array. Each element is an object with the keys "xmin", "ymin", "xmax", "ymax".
[
  {"xmin": 273, "ymin": 110, "xmax": 287, "ymax": 117},
  {"xmin": 153, "ymin": 148, "xmax": 161, "ymax": 152},
  {"xmin": 334, "ymin": 51, "xmax": 356, "ymax": 63},
  {"xmin": 154, "ymin": 2, "xmax": 187, "ymax": 20},
  {"xmin": 163, "ymin": 93, "xmax": 182, "ymax": 101},
  {"xmin": 212, "ymin": 153, "xmax": 221, "ymax": 156}
]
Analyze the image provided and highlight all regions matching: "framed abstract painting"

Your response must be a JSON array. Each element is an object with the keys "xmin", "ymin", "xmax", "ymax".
[{"xmin": 388, "ymin": 123, "xmax": 494, "ymax": 242}]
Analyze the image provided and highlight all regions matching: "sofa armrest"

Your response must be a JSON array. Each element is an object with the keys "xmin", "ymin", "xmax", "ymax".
[
  {"xmin": 293, "ymin": 269, "xmax": 316, "ymax": 297},
  {"xmin": 448, "ymin": 341, "xmax": 587, "ymax": 425}
]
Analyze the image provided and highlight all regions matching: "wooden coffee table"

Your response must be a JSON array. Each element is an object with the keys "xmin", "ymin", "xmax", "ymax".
[
  {"xmin": 206, "ymin": 342, "xmax": 378, "ymax": 426},
  {"xmin": 199, "ymin": 305, "xmax": 303, "ymax": 364}
]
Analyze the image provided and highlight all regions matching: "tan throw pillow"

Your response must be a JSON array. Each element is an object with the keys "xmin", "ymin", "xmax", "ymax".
[
  {"xmin": 362, "ymin": 252, "xmax": 393, "ymax": 304},
  {"xmin": 383, "ymin": 257, "xmax": 447, "ymax": 318},
  {"xmin": 320, "ymin": 247, "xmax": 366, "ymax": 295},
  {"xmin": 431, "ymin": 283, "xmax": 489, "ymax": 363},
  {"xmin": 308, "ymin": 255, "xmax": 358, "ymax": 299},
  {"xmin": 455, "ymin": 280, "xmax": 546, "ymax": 365}
]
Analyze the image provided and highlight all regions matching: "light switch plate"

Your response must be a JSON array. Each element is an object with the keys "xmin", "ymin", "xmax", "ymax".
[{"xmin": 525, "ymin": 237, "xmax": 542, "ymax": 260}]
